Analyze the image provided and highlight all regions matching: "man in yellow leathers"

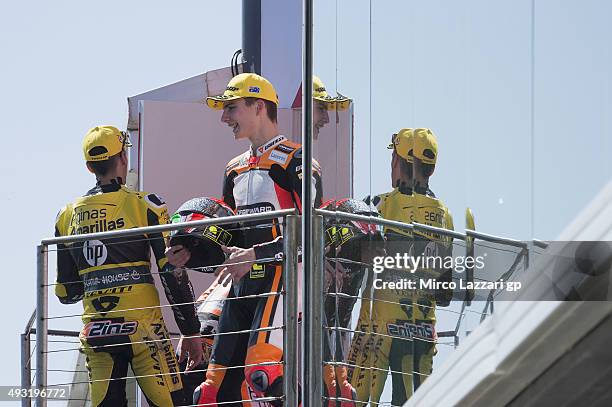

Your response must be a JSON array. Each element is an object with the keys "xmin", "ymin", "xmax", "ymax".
[
  {"xmin": 55, "ymin": 126, "xmax": 202, "ymax": 406},
  {"xmin": 347, "ymin": 128, "xmax": 454, "ymax": 405}
]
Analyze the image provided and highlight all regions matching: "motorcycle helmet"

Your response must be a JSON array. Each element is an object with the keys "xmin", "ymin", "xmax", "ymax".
[
  {"xmin": 320, "ymin": 198, "xmax": 383, "ymax": 260},
  {"xmin": 169, "ymin": 197, "xmax": 236, "ymax": 270}
]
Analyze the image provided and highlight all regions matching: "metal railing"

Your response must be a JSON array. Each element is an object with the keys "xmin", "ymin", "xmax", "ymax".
[
  {"xmin": 21, "ymin": 311, "xmax": 36, "ymax": 407},
  {"xmin": 315, "ymin": 208, "xmax": 534, "ymax": 405},
  {"xmin": 30, "ymin": 209, "xmax": 297, "ymax": 407},
  {"xmin": 25, "ymin": 206, "xmax": 540, "ymax": 406}
]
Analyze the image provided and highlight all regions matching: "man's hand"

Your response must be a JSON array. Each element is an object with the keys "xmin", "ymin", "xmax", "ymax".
[
  {"xmin": 166, "ymin": 245, "xmax": 191, "ymax": 268},
  {"xmin": 215, "ymin": 246, "xmax": 257, "ymax": 285},
  {"xmin": 177, "ymin": 334, "xmax": 204, "ymax": 372}
]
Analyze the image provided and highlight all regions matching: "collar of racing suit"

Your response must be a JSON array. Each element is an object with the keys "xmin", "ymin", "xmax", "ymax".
[
  {"xmin": 251, "ymin": 135, "xmax": 287, "ymax": 157},
  {"xmin": 399, "ymin": 185, "xmax": 413, "ymax": 195},
  {"xmin": 398, "ymin": 185, "xmax": 436, "ymax": 197},
  {"xmin": 414, "ymin": 185, "xmax": 436, "ymax": 198},
  {"xmin": 88, "ymin": 182, "xmax": 122, "ymax": 195},
  {"xmin": 414, "ymin": 185, "xmax": 429, "ymax": 195}
]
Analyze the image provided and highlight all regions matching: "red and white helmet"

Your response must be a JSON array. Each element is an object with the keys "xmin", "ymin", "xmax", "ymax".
[
  {"xmin": 320, "ymin": 198, "xmax": 383, "ymax": 260},
  {"xmin": 169, "ymin": 197, "xmax": 236, "ymax": 270}
]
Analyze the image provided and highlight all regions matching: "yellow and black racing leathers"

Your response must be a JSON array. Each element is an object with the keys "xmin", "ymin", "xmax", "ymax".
[
  {"xmin": 347, "ymin": 187, "xmax": 453, "ymax": 405},
  {"xmin": 55, "ymin": 183, "xmax": 200, "ymax": 407}
]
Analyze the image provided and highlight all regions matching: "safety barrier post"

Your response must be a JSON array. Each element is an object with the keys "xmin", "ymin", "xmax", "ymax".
[
  {"xmin": 301, "ymin": 0, "xmax": 315, "ymax": 403},
  {"xmin": 306, "ymin": 215, "xmax": 324, "ymax": 404},
  {"xmin": 526, "ymin": 241, "xmax": 533, "ymax": 271},
  {"xmin": 20, "ymin": 332, "xmax": 31, "ymax": 407},
  {"xmin": 36, "ymin": 244, "xmax": 48, "ymax": 407},
  {"xmin": 21, "ymin": 310, "xmax": 35, "ymax": 407},
  {"xmin": 283, "ymin": 215, "xmax": 299, "ymax": 406}
]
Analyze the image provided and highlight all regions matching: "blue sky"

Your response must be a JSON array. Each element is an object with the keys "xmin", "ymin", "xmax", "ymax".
[
  {"xmin": 315, "ymin": 0, "xmax": 611, "ymax": 242},
  {"xmin": 0, "ymin": 0, "xmax": 242, "ymax": 393}
]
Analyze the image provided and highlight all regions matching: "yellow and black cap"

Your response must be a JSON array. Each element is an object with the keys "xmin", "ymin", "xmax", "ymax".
[
  {"xmin": 387, "ymin": 128, "xmax": 414, "ymax": 162},
  {"xmin": 83, "ymin": 126, "xmax": 131, "ymax": 162},
  {"xmin": 206, "ymin": 73, "xmax": 279, "ymax": 110},
  {"xmin": 313, "ymin": 75, "xmax": 351, "ymax": 111},
  {"xmin": 413, "ymin": 128, "xmax": 438, "ymax": 165}
]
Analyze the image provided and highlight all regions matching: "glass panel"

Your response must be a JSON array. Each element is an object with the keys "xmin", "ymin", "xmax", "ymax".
[{"xmin": 315, "ymin": 0, "xmax": 611, "ymax": 404}]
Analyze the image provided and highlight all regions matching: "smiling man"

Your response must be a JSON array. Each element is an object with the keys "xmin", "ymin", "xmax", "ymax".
[
  {"xmin": 312, "ymin": 75, "xmax": 351, "ymax": 140},
  {"xmin": 168, "ymin": 73, "xmax": 323, "ymax": 406}
]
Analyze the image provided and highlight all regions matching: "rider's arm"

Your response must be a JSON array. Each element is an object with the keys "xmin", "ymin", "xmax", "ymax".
[
  {"xmin": 54, "ymin": 207, "xmax": 84, "ymax": 304},
  {"xmin": 145, "ymin": 193, "xmax": 201, "ymax": 335}
]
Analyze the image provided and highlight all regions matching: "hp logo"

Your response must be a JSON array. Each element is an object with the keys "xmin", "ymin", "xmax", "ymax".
[{"xmin": 83, "ymin": 240, "xmax": 108, "ymax": 267}]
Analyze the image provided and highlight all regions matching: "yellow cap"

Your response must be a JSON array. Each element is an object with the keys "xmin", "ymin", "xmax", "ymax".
[
  {"xmin": 82, "ymin": 126, "xmax": 131, "ymax": 162},
  {"xmin": 206, "ymin": 73, "xmax": 279, "ymax": 110},
  {"xmin": 413, "ymin": 128, "xmax": 438, "ymax": 165},
  {"xmin": 334, "ymin": 92, "xmax": 351, "ymax": 111},
  {"xmin": 313, "ymin": 76, "xmax": 351, "ymax": 111},
  {"xmin": 313, "ymin": 75, "xmax": 334, "ymax": 105},
  {"xmin": 387, "ymin": 128, "xmax": 414, "ymax": 162}
]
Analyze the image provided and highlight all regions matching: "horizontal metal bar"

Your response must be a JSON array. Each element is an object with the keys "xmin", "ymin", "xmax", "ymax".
[
  {"xmin": 318, "ymin": 209, "xmax": 533, "ymax": 248},
  {"xmin": 29, "ymin": 329, "xmax": 80, "ymax": 338},
  {"xmin": 317, "ymin": 208, "xmax": 414, "ymax": 233},
  {"xmin": 46, "ymin": 291, "xmax": 282, "ymax": 321},
  {"xmin": 178, "ymin": 396, "xmax": 284, "ymax": 407},
  {"xmin": 50, "ymin": 361, "xmax": 283, "ymax": 386},
  {"xmin": 24, "ymin": 309, "xmax": 36, "ymax": 335},
  {"xmin": 327, "ymin": 291, "xmax": 483, "ymax": 317},
  {"xmin": 323, "ymin": 395, "xmax": 401, "ymax": 407},
  {"xmin": 328, "ymin": 326, "xmax": 437, "ymax": 345},
  {"xmin": 44, "ymin": 257, "xmax": 277, "ymax": 288},
  {"xmin": 533, "ymin": 239, "xmax": 549, "ymax": 249},
  {"xmin": 466, "ymin": 229, "xmax": 528, "ymax": 249},
  {"xmin": 29, "ymin": 329, "xmax": 180, "ymax": 339},
  {"xmin": 41, "ymin": 208, "xmax": 296, "ymax": 246},
  {"xmin": 413, "ymin": 222, "xmax": 467, "ymax": 241},
  {"xmin": 317, "ymin": 209, "xmax": 467, "ymax": 240},
  {"xmin": 45, "ymin": 325, "xmax": 284, "ymax": 354},
  {"xmin": 324, "ymin": 360, "xmax": 423, "ymax": 378}
]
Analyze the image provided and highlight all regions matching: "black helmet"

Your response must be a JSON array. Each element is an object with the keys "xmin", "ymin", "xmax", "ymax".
[
  {"xmin": 321, "ymin": 199, "xmax": 384, "ymax": 328},
  {"xmin": 169, "ymin": 197, "xmax": 236, "ymax": 270},
  {"xmin": 321, "ymin": 198, "xmax": 383, "ymax": 260}
]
